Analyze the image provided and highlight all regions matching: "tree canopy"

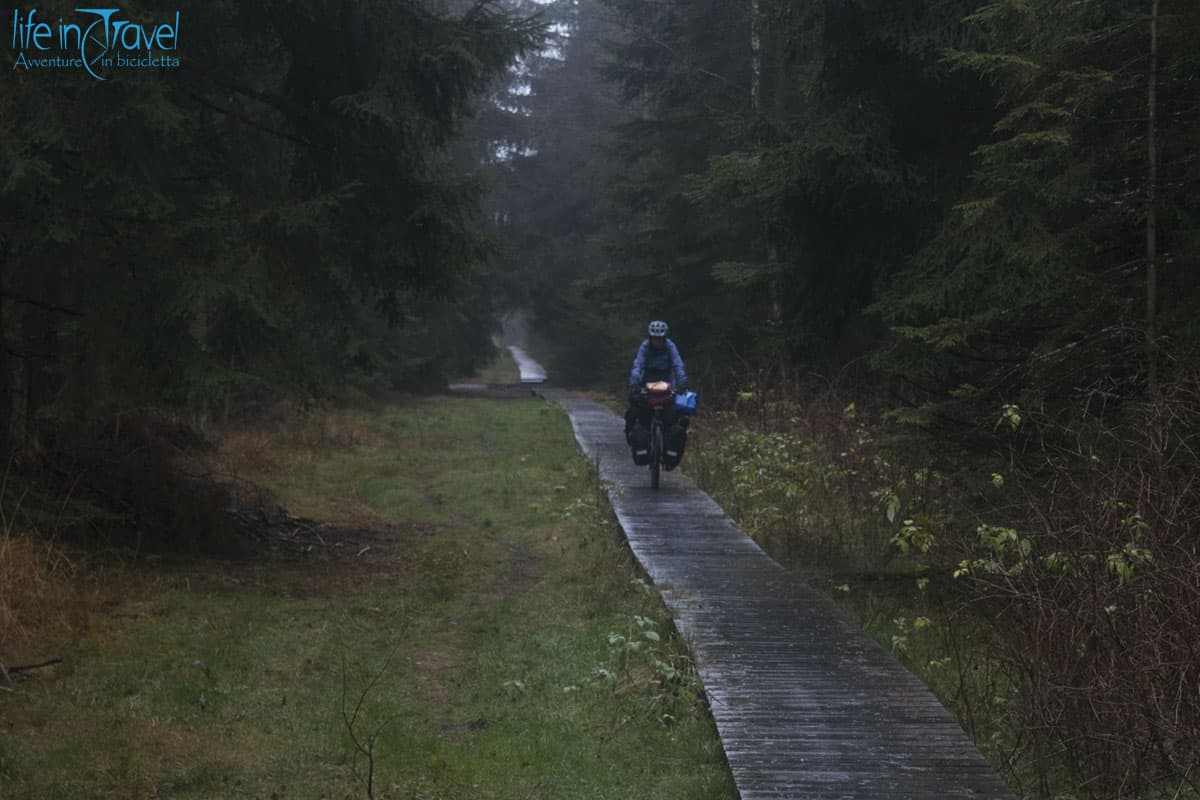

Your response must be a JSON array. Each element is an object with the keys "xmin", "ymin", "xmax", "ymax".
[
  {"xmin": 1, "ymin": 0, "xmax": 541, "ymax": 437},
  {"xmin": 483, "ymin": 0, "xmax": 1199, "ymax": 422}
]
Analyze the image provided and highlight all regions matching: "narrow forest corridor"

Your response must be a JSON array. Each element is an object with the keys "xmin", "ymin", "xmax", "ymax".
[{"xmin": 6, "ymin": 1, "xmax": 1198, "ymax": 795}]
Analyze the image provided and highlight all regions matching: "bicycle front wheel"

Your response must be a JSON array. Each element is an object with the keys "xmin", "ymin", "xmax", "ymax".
[{"xmin": 650, "ymin": 420, "xmax": 663, "ymax": 490}]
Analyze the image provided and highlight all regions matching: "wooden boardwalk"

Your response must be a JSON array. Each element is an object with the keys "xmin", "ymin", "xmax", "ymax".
[
  {"xmin": 541, "ymin": 387, "xmax": 1014, "ymax": 800},
  {"xmin": 507, "ymin": 346, "xmax": 547, "ymax": 383}
]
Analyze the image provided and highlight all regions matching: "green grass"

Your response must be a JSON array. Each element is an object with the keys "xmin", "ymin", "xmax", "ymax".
[{"xmin": 0, "ymin": 397, "xmax": 735, "ymax": 800}]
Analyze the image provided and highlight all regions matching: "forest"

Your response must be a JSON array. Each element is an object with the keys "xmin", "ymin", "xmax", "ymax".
[
  {"xmin": 2, "ymin": 0, "xmax": 1199, "ymax": 798},
  {"xmin": 493, "ymin": 3, "xmax": 1200, "ymax": 793}
]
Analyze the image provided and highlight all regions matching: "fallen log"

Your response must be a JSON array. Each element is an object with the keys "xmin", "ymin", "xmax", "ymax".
[{"xmin": 1, "ymin": 658, "xmax": 63, "ymax": 680}]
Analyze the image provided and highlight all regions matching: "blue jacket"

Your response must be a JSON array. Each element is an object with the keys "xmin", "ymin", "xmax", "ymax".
[{"xmin": 629, "ymin": 338, "xmax": 688, "ymax": 387}]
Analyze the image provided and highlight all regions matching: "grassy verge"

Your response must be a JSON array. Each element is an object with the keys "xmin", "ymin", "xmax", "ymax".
[{"xmin": 0, "ymin": 396, "xmax": 735, "ymax": 799}]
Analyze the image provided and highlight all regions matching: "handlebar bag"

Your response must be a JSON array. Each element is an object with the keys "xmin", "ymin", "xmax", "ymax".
[{"xmin": 674, "ymin": 391, "xmax": 698, "ymax": 416}]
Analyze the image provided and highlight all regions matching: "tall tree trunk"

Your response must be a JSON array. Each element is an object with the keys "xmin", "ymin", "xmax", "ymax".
[
  {"xmin": 0, "ymin": 297, "xmax": 9, "ymax": 454},
  {"xmin": 751, "ymin": 0, "xmax": 762, "ymax": 110},
  {"xmin": 0, "ymin": 258, "xmax": 11, "ymax": 453},
  {"xmin": 773, "ymin": 29, "xmax": 788, "ymax": 117},
  {"xmin": 752, "ymin": 2, "xmax": 783, "ymax": 376},
  {"xmin": 1145, "ymin": 0, "xmax": 1160, "ymax": 396}
]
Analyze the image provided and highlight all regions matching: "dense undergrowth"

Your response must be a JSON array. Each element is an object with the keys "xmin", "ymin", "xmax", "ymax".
[{"xmin": 687, "ymin": 374, "xmax": 1200, "ymax": 800}]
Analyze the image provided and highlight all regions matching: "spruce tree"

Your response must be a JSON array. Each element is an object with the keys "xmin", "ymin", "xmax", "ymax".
[
  {"xmin": 875, "ymin": 0, "xmax": 1200, "ymax": 418},
  {"xmin": 0, "ymin": 0, "xmax": 540, "ymax": 434}
]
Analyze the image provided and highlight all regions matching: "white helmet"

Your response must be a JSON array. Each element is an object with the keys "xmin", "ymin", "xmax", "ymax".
[{"xmin": 648, "ymin": 320, "xmax": 668, "ymax": 337}]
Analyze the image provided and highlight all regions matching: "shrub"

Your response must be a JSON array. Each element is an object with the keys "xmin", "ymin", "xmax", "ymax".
[
  {"xmin": 25, "ymin": 411, "xmax": 246, "ymax": 556},
  {"xmin": 959, "ymin": 373, "xmax": 1200, "ymax": 797},
  {"xmin": 0, "ymin": 492, "xmax": 77, "ymax": 665},
  {"xmin": 688, "ymin": 379, "xmax": 954, "ymax": 573},
  {"xmin": 689, "ymin": 365, "xmax": 1200, "ymax": 796}
]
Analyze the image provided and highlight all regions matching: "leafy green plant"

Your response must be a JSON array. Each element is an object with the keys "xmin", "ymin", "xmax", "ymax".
[
  {"xmin": 689, "ymin": 384, "xmax": 955, "ymax": 573},
  {"xmin": 583, "ymin": 614, "xmax": 706, "ymax": 727}
]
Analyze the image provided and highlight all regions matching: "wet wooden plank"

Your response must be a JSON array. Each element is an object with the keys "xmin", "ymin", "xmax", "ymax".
[
  {"xmin": 542, "ymin": 387, "xmax": 1014, "ymax": 800},
  {"xmin": 507, "ymin": 346, "xmax": 547, "ymax": 383}
]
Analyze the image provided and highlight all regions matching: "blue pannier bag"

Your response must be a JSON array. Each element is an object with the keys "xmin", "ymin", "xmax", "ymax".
[{"xmin": 674, "ymin": 390, "xmax": 698, "ymax": 416}]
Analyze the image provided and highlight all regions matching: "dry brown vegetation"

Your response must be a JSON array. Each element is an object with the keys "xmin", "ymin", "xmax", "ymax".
[
  {"xmin": 972, "ymin": 372, "xmax": 1200, "ymax": 797},
  {"xmin": 688, "ymin": 362, "xmax": 1200, "ymax": 798},
  {"xmin": 0, "ymin": 405, "xmax": 322, "ymax": 671},
  {"xmin": 0, "ymin": 527, "xmax": 73, "ymax": 666}
]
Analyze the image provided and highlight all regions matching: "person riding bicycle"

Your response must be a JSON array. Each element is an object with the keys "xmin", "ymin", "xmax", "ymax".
[{"xmin": 625, "ymin": 320, "xmax": 690, "ymax": 469}]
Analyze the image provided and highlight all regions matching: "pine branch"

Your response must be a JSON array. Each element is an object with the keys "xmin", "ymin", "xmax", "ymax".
[
  {"xmin": 0, "ymin": 290, "xmax": 83, "ymax": 317},
  {"xmin": 184, "ymin": 89, "xmax": 318, "ymax": 150}
]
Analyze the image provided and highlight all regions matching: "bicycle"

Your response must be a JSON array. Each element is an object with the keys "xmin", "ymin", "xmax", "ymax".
[{"xmin": 643, "ymin": 381, "xmax": 675, "ymax": 490}]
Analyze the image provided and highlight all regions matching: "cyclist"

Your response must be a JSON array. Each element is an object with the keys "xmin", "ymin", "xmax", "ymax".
[{"xmin": 625, "ymin": 320, "xmax": 690, "ymax": 468}]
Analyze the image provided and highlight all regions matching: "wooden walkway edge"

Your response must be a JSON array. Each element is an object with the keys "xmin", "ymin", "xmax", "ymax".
[{"xmin": 542, "ymin": 387, "xmax": 1015, "ymax": 800}]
